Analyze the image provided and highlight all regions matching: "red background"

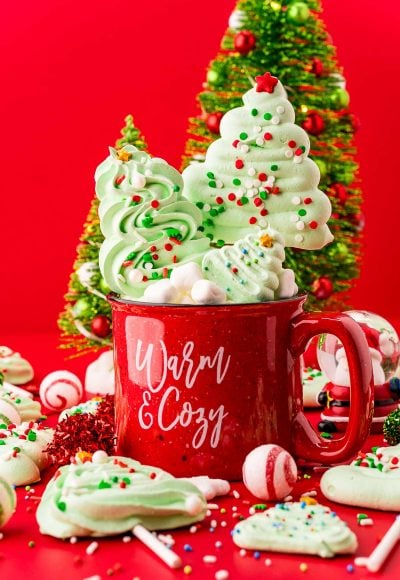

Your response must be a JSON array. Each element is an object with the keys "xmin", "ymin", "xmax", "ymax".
[{"xmin": 0, "ymin": 0, "xmax": 399, "ymax": 333}]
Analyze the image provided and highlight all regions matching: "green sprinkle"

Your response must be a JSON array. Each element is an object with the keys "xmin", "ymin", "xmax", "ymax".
[
  {"xmin": 377, "ymin": 463, "xmax": 384, "ymax": 471},
  {"xmin": 151, "ymin": 272, "xmax": 159, "ymax": 280},
  {"xmin": 142, "ymin": 216, "xmax": 153, "ymax": 228},
  {"xmin": 208, "ymin": 180, "xmax": 217, "ymax": 188},
  {"xmin": 205, "ymin": 218, "xmax": 214, "ymax": 226},
  {"xmin": 98, "ymin": 480, "xmax": 112, "ymax": 489},
  {"xmin": 206, "ymin": 171, "xmax": 215, "ymax": 179},
  {"xmin": 13, "ymin": 447, "xmax": 21, "ymax": 453},
  {"xmin": 15, "ymin": 398, "xmax": 21, "ymax": 404},
  {"xmin": 196, "ymin": 201, "xmax": 204, "ymax": 209},
  {"xmin": 270, "ymin": 164, "xmax": 279, "ymax": 171},
  {"xmin": 0, "ymin": 424, "xmax": 7, "ymax": 429},
  {"xmin": 298, "ymin": 209, "xmax": 307, "ymax": 216},
  {"xmin": 216, "ymin": 239, "xmax": 225, "ymax": 247},
  {"xmin": 253, "ymin": 504, "xmax": 267, "ymax": 511},
  {"xmin": 239, "ymin": 132, "xmax": 248, "ymax": 140},
  {"xmin": 122, "ymin": 477, "xmax": 131, "ymax": 485},
  {"xmin": 126, "ymin": 251, "xmax": 137, "ymax": 260},
  {"xmin": 198, "ymin": 225, "xmax": 205, "ymax": 232},
  {"xmin": 233, "ymin": 178, "xmax": 241, "ymax": 186},
  {"xmin": 142, "ymin": 253, "xmax": 153, "ymax": 263},
  {"xmin": 263, "ymin": 113, "xmax": 272, "ymax": 120},
  {"xmin": 241, "ymin": 197, "xmax": 249, "ymax": 205},
  {"xmin": 206, "ymin": 233, "xmax": 214, "ymax": 241},
  {"xmin": 300, "ymin": 145, "xmax": 306, "ymax": 153},
  {"xmin": 218, "ymin": 206, "xmax": 225, "ymax": 213},
  {"xmin": 173, "ymin": 185, "xmax": 180, "ymax": 192},
  {"xmin": 320, "ymin": 432, "xmax": 333, "ymax": 439},
  {"xmin": 259, "ymin": 191, "xmax": 268, "ymax": 200},
  {"xmin": 27, "ymin": 430, "xmax": 37, "ymax": 442},
  {"xmin": 0, "ymin": 440, "xmax": 5, "ymax": 446},
  {"xmin": 165, "ymin": 227, "xmax": 181, "ymax": 237},
  {"xmin": 251, "ymin": 108, "xmax": 258, "ymax": 116},
  {"xmin": 210, "ymin": 208, "xmax": 218, "ymax": 217},
  {"xmin": 112, "ymin": 476, "xmax": 119, "ymax": 483},
  {"xmin": 371, "ymin": 446, "xmax": 379, "ymax": 453},
  {"xmin": 57, "ymin": 501, "xmax": 67, "ymax": 512},
  {"xmin": 357, "ymin": 513, "xmax": 368, "ymax": 521}
]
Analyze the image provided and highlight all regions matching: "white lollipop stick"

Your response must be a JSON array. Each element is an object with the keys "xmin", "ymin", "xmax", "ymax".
[
  {"xmin": 365, "ymin": 515, "xmax": 400, "ymax": 572},
  {"xmin": 132, "ymin": 524, "xmax": 182, "ymax": 569}
]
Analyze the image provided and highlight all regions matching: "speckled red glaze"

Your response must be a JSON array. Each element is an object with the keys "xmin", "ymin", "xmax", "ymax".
[{"xmin": 109, "ymin": 294, "xmax": 374, "ymax": 480}]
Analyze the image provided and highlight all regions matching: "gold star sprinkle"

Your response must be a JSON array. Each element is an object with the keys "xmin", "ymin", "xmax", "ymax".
[
  {"xmin": 260, "ymin": 234, "xmax": 274, "ymax": 248},
  {"xmin": 116, "ymin": 149, "xmax": 132, "ymax": 162}
]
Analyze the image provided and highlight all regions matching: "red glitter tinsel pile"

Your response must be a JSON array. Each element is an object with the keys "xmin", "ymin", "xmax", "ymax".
[{"xmin": 46, "ymin": 395, "xmax": 116, "ymax": 465}]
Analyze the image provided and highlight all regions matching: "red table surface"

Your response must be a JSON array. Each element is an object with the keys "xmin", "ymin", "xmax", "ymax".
[{"xmin": 1, "ymin": 332, "xmax": 400, "ymax": 580}]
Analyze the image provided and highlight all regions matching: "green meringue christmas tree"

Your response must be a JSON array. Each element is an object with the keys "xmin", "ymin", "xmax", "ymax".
[
  {"xmin": 181, "ymin": 0, "xmax": 362, "ymax": 308},
  {"xmin": 58, "ymin": 116, "xmax": 148, "ymax": 355}
]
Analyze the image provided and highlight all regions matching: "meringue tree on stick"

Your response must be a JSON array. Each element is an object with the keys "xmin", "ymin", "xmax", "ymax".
[
  {"xmin": 58, "ymin": 116, "xmax": 148, "ymax": 355},
  {"xmin": 182, "ymin": 0, "xmax": 362, "ymax": 308}
]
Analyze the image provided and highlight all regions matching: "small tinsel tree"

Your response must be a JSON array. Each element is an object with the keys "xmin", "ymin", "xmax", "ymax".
[
  {"xmin": 58, "ymin": 116, "xmax": 148, "ymax": 355},
  {"xmin": 181, "ymin": 0, "xmax": 362, "ymax": 309}
]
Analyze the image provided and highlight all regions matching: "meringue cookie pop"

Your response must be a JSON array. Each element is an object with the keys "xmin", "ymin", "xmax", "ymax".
[
  {"xmin": 183, "ymin": 72, "xmax": 333, "ymax": 249},
  {"xmin": 96, "ymin": 145, "xmax": 210, "ymax": 299}
]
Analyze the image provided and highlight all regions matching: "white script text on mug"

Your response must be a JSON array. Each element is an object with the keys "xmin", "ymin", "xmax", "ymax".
[{"xmin": 127, "ymin": 333, "xmax": 231, "ymax": 449}]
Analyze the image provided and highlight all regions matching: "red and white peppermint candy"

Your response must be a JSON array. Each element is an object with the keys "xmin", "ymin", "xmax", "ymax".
[
  {"xmin": 242, "ymin": 444, "xmax": 298, "ymax": 501},
  {"xmin": 39, "ymin": 371, "xmax": 83, "ymax": 413}
]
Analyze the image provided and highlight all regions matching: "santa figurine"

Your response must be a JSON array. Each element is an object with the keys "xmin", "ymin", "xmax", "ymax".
[{"xmin": 317, "ymin": 312, "xmax": 400, "ymax": 434}]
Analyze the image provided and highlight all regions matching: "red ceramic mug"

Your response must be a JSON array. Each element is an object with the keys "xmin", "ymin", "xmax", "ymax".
[{"xmin": 110, "ymin": 294, "xmax": 373, "ymax": 480}]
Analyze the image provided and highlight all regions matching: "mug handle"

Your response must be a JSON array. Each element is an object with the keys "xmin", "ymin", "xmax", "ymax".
[{"xmin": 289, "ymin": 311, "xmax": 374, "ymax": 464}]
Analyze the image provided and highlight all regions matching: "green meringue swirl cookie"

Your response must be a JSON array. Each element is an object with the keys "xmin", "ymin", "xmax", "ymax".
[
  {"xmin": 232, "ymin": 502, "xmax": 357, "ymax": 557},
  {"xmin": 183, "ymin": 72, "xmax": 333, "ymax": 250},
  {"xmin": 203, "ymin": 228, "xmax": 293, "ymax": 302},
  {"xmin": 96, "ymin": 145, "xmax": 210, "ymax": 299},
  {"xmin": 0, "ymin": 386, "xmax": 42, "ymax": 424},
  {"xmin": 36, "ymin": 455, "xmax": 207, "ymax": 538}
]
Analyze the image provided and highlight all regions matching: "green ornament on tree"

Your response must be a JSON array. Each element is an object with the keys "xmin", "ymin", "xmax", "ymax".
[
  {"xmin": 330, "ymin": 88, "xmax": 350, "ymax": 110},
  {"xmin": 314, "ymin": 157, "xmax": 328, "ymax": 178},
  {"xmin": 287, "ymin": 2, "xmax": 310, "ymax": 24},
  {"xmin": 383, "ymin": 408, "xmax": 400, "ymax": 445},
  {"xmin": 72, "ymin": 297, "xmax": 92, "ymax": 318},
  {"xmin": 207, "ymin": 69, "xmax": 219, "ymax": 85}
]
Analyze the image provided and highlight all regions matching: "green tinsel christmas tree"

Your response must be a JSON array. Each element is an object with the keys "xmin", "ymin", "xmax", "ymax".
[
  {"xmin": 58, "ymin": 115, "xmax": 148, "ymax": 355},
  {"xmin": 181, "ymin": 0, "xmax": 362, "ymax": 308}
]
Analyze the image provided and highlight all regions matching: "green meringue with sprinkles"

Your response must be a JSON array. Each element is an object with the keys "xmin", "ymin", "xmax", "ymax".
[
  {"xmin": 96, "ymin": 145, "xmax": 210, "ymax": 299},
  {"xmin": 182, "ymin": 72, "xmax": 333, "ymax": 250},
  {"xmin": 36, "ymin": 453, "xmax": 207, "ymax": 538},
  {"xmin": 203, "ymin": 227, "xmax": 297, "ymax": 303}
]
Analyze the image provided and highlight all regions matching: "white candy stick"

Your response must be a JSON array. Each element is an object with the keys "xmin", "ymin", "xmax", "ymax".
[
  {"xmin": 132, "ymin": 525, "xmax": 182, "ymax": 569},
  {"xmin": 366, "ymin": 515, "xmax": 400, "ymax": 572}
]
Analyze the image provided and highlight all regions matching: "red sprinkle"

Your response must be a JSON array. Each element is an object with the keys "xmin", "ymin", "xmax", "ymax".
[
  {"xmin": 237, "ymin": 199, "xmax": 243, "ymax": 206},
  {"xmin": 169, "ymin": 237, "xmax": 182, "ymax": 245},
  {"xmin": 164, "ymin": 243, "xmax": 173, "ymax": 251},
  {"xmin": 232, "ymin": 267, "xmax": 238, "ymax": 274},
  {"xmin": 150, "ymin": 245, "xmax": 157, "ymax": 252},
  {"xmin": 254, "ymin": 198, "xmax": 263, "ymax": 207},
  {"xmin": 232, "ymin": 139, "xmax": 239, "ymax": 148},
  {"xmin": 295, "ymin": 148, "xmax": 303, "ymax": 156},
  {"xmin": 216, "ymin": 196, "xmax": 224, "ymax": 204},
  {"xmin": 304, "ymin": 197, "xmax": 313, "ymax": 204},
  {"xmin": 249, "ymin": 217, "xmax": 257, "ymax": 224},
  {"xmin": 132, "ymin": 195, "xmax": 142, "ymax": 203},
  {"xmin": 150, "ymin": 472, "xmax": 157, "ymax": 479},
  {"xmin": 173, "ymin": 256, "xmax": 178, "ymax": 263},
  {"xmin": 264, "ymin": 132, "xmax": 272, "ymax": 141},
  {"xmin": 392, "ymin": 457, "xmax": 399, "ymax": 465},
  {"xmin": 122, "ymin": 260, "xmax": 133, "ymax": 268},
  {"xmin": 119, "ymin": 481, "xmax": 127, "ymax": 489},
  {"xmin": 115, "ymin": 175, "xmax": 126, "ymax": 185},
  {"xmin": 129, "ymin": 468, "xmax": 136, "ymax": 473},
  {"xmin": 152, "ymin": 254, "xmax": 159, "ymax": 261},
  {"xmin": 151, "ymin": 200, "xmax": 160, "ymax": 209},
  {"xmin": 260, "ymin": 209, "xmax": 268, "ymax": 216},
  {"xmin": 288, "ymin": 140, "xmax": 296, "ymax": 148},
  {"xmin": 162, "ymin": 268, "xmax": 169, "ymax": 278},
  {"xmin": 235, "ymin": 159, "xmax": 244, "ymax": 169},
  {"xmin": 143, "ymin": 276, "xmax": 148, "ymax": 282},
  {"xmin": 228, "ymin": 193, "xmax": 236, "ymax": 201},
  {"xmin": 309, "ymin": 221, "xmax": 318, "ymax": 229},
  {"xmin": 258, "ymin": 173, "xmax": 267, "ymax": 182}
]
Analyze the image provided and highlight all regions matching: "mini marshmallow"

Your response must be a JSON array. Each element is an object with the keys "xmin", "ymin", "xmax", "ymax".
[
  {"xmin": 169, "ymin": 262, "xmax": 203, "ymax": 293},
  {"xmin": 277, "ymin": 269, "xmax": 298, "ymax": 299},
  {"xmin": 142, "ymin": 279, "xmax": 179, "ymax": 304},
  {"xmin": 191, "ymin": 280, "xmax": 226, "ymax": 305}
]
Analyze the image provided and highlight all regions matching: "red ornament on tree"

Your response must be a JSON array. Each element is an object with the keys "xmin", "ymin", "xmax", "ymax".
[
  {"xmin": 91, "ymin": 315, "xmax": 111, "ymax": 338},
  {"xmin": 234, "ymin": 30, "xmax": 256, "ymax": 55},
  {"xmin": 302, "ymin": 112, "xmax": 325, "ymax": 136},
  {"xmin": 330, "ymin": 183, "xmax": 348, "ymax": 205},
  {"xmin": 311, "ymin": 58, "xmax": 323, "ymax": 77},
  {"xmin": 206, "ymin": 112, "xmax": 223, "ymax": 134},
  {"xmin": 311, "ymin": 276, "xmax": 334, "ymax": 300}
]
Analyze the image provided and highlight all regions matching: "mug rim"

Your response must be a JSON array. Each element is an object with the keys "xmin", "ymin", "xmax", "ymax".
[{"xmin": 108, "ymin": 291, "xmax": 308, "ymax": 309}]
